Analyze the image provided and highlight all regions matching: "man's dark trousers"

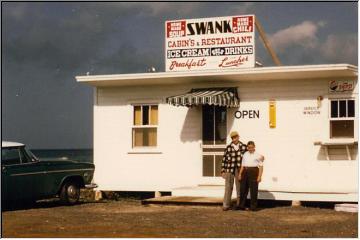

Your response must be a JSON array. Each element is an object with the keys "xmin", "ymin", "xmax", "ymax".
[{"xmin": 239, "ymin": 167, "xmax": 259, "ymax": 210}]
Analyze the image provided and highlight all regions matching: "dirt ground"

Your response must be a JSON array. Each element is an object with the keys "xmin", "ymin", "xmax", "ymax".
[{"xmin": 2, "ymin": 199, "xmax": 358, "ymax": 238}]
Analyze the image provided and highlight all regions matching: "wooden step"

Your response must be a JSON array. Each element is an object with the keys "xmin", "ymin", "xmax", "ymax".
[{"xmin": 142, "ymin": 196, "xmax": 226, "ymax": 206}]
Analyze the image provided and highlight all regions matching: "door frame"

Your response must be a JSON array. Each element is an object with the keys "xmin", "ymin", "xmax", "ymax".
[{"xmin": 200, "ymin": 105, "xmax": 227, "ymax": 185}]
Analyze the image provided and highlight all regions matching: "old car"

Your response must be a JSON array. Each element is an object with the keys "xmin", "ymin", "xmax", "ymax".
[{"xmin": 1, "ymin": 141, "xmax": 97, "ymax": 206}]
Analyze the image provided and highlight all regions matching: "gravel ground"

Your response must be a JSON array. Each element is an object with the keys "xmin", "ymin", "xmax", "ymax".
[{"xmin": 1, "ymin": 199, "xmax": 358, "ymax": 238}]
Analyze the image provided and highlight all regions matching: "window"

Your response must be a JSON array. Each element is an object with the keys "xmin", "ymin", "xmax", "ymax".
[
  {"xmin": 202, "ymin": 105, "xmax": 227, "ymax": 177},
  {"xmin": 2, "ymin": 148, "xmax": 21, "ymax": 165},
  {"xmin": 202, "ymin": 105, "xmax": 227, "ymax": 145},
  {"xmin": 132, "ymin": 105, "xmax": 158, "ymax": 147},
  {"xmin": 202, "ymin": 155, "xmax": 222, "ymax": 177},
  {"xmin": 330, "ymin": 99, "xmax": 355, "ymax": 138}
]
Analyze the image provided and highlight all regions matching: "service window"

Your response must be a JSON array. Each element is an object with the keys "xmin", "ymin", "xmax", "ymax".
[
  {"xmin": 329, "ymin": 99, "xmax": 355, "ymax": 138},
  {"xmin": 132, "ymin": 105, "xmax": 158, "ymax": 147},
  {"xmin": 1, "ymin": 148, "xmax": 21, "ymax": 165}
]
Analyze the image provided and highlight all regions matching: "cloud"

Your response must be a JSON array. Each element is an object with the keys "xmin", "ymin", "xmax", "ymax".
[
  {"xmin": 320, "ymin": 33, "xmax": 357, "ymax": 64},
  {"xmin": 224, "ymin": 2, "xmax": 256, "ymax": 15},
  {"xmin": 141, "ymin": 2, "xmax": 201, "ymax": 16},
  {"xmin": 269, "ymin": 20, "xmax": 324, "ymax": 52},
  {"xmin": 80, "ymin": 2, "xmax": 201, "ymax": 17},
  {"xmin": 2, "ymin": 2, "xmax": 28, "ymax": 20},
  {"xmin": 265, "ymin": 22, "xmax": 357, "ymax": 66}
]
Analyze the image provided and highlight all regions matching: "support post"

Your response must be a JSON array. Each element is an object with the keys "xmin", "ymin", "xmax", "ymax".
[
  {"xmin": 291, "ymin": 200, "xmax": 301, "ymax": 207},
  {"xmin": 324, "ymin": 146, "xmax": 330, "ymax": 161},
  {"xmin": 345, "ymin": 145, "xmax": 352, "ymax": 160},
  {"xmin": 94, "ymin": 190, "xmax": 102, "ymax": 201},
  {"xmin": 155, "ymin": 191, "xmax": 162, "ymax": 198},
  {"xmin": 255, "ymin": 18, "xmax": 282, "ymax": 66}
]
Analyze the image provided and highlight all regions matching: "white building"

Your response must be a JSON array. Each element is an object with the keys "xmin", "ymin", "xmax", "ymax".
[{"xmin": 76, "ymin": 64, "xmax": 358, "ymax": 202}]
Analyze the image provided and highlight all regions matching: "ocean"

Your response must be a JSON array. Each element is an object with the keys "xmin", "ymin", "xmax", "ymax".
[{"xmin": 31, "ymin": 149, "xmax": 93, "ymax": 163}]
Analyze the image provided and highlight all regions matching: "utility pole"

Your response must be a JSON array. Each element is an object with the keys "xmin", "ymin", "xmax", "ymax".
[{"xmin": 255, "ymin": 18, "xmax": 282, "ymax": 66}]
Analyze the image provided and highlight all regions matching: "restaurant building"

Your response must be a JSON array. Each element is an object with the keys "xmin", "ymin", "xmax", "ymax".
[{"xmin": 76, "ymin": 15, "xmax": 358, "ymax": 202}]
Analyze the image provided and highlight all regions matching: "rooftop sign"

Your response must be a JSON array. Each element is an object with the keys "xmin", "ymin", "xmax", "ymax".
[{"xmin": 165, "ymin": 15, "xmax": 255, "ymax": 72}]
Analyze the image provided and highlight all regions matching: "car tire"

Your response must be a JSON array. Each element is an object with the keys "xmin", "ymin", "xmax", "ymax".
[{"xmin": 60, "ymin": 181, "xmax": 80, "ymax": 205}]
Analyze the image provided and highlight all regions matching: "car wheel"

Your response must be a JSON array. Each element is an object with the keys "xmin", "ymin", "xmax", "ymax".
[{"xmin": 60, "ymin": 181, "xmax": 80, "ymax": 205}]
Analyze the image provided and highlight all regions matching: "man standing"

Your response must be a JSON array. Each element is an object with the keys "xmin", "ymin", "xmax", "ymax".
[{"xmin": 221, "ymin": 131, "xmax": 247, "ymax": 211}]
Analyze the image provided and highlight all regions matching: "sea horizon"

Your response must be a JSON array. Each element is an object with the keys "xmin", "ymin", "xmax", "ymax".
[{"xmin": 31, "ymin": 149, "xmax": 93, "ymax": 163}]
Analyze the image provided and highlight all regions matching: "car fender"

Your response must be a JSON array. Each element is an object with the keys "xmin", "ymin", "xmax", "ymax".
[{"xmin": 57, "ymin": 175, "xmax": 85, "ymax": 194}]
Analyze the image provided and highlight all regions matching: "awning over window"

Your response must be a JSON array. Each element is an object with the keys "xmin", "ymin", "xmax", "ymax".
[{"xmin": 166, "ymin": 87, "xmax": 240, "ymax": 107}]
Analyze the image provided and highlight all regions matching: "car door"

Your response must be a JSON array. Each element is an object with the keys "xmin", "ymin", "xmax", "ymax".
[
  {"xmin": 2, "ymin": 147, "xmax": 47, "ymax": 201},
  {"xmin": 2, "ymin": 147, "xmax": 24, "ymax": 201}
]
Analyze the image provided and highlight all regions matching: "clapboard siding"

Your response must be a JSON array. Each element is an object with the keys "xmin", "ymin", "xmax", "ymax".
[{"xmin": 93, "ymin": 77, "xmax": 358, "ymax": 196}]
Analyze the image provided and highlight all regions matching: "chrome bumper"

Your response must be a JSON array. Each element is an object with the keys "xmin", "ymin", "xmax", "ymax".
[{"xmin": 85, "ymin": 183, "xmax": 98, "ymax": 189}]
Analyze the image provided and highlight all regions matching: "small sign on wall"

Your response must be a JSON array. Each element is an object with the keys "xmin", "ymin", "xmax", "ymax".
[
  {"xmin": 269, "ymin": 100, "xmax": 276, "ymax": 128},
  {"xmin": 329, "ymin": 80, "xmax": 355, "ymax": 93},
  {"xmin": 303, "ymin": 106, "xmax": 320, "ymax": 115},
  {"xmin": 234, "ymin": 110, "xmax": 260, "ymax": 119}
]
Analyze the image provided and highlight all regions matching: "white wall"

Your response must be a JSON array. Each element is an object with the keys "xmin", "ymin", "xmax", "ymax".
[
  {"xmin": 93, "ymin": 85, "xmax": 204, "ymax": 191},
  {"xmin": 93, "ymin": 77, "xmax": 358, "ymax": 195},
  {"xmin": 233, "ymin": 79, "xmax": 358, "ymax": 194}
]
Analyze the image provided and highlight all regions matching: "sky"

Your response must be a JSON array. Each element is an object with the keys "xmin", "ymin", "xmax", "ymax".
[{"xmin": 2, "ymin": 2, "xmax": 358, "ymax": 149}]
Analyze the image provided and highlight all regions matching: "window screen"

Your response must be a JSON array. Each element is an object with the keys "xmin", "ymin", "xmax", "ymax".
[
  {"xmin": 330, "ymin": 120, "xmax": 354, "ymax": 138},
  {"xmin": 133, "ymin": 105, "xmax": 158, "ymax": 147},
  {"xmin": 331, "ymin": 101, "xmax": 338, "ymax": 118},
  {"xmin": 330, "ymin": 99, "xmax": 355, "ymax": 118},
  {"xmin": 329, "ymin": 99, "xmax": 355, "ymax": 139},
  {"xmin": 202, "ymin": 155, "xmax": 214, "ymax": 177},
  {"xmin": 348, "ymin": 100, "xmax": 355, "ymax": 117}
]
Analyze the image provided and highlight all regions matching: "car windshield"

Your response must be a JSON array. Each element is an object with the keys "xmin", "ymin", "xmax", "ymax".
[{"xmin": 24, "ymin": 147, "xmax": 39, "ymax": 161}]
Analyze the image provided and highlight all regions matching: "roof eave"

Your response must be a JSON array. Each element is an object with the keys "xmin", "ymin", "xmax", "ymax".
[{"xmin": 76, "ymin": 64, "xmax": 358, "ymax": 87}]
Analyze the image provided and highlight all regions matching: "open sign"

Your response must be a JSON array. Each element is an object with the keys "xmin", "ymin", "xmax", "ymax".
[{"xmin": 234, "ymin": 110, "xmax": 260, "ymax": 119}]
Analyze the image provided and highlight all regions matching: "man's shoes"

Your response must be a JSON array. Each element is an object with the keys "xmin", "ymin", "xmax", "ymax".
[
  {"xmin": 222, "ymin": 207, "xmax": 231, "ymax": 211},
  {"xmin": 250, "ymin": 208, "xmax": 258, "ymax": 211}
]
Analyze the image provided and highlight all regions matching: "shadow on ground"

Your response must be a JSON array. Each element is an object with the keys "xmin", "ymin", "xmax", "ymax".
[
  {"xmin": 3, "ymin": 190, "xmax": 350, "ymax": 212},
  {"xmin": 2, "ymin": 199, "xmax": 106, "ymax": 212}
]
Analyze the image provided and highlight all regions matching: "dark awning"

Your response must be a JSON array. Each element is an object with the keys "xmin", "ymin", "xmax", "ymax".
[{"xmin": 166, "ymin": 87, "xmax": 240, "ymax": 107}]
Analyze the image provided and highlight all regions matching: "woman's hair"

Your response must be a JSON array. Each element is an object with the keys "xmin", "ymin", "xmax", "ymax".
[{"xmin": 247, "ymin": 141, "xmax": 255, "ymax": 146}]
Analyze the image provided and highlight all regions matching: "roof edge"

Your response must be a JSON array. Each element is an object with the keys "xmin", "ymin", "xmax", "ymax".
[{"xmin": 76, "ymin": 64, "xmax": 358, "ymax": 83}]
